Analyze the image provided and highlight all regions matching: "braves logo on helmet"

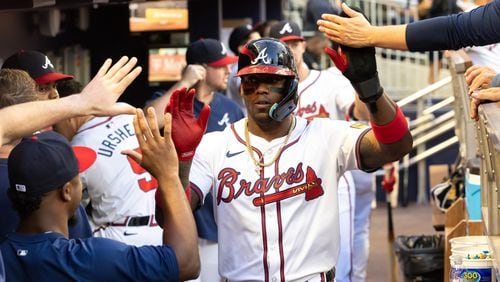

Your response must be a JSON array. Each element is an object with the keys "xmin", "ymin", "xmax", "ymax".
[{"xmin": 250, "ymin": 47, "xmax": 271, "ymax": 64}]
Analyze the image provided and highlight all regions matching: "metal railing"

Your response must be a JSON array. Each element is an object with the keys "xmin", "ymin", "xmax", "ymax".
[{"xmin": 396, "ymin": 76, "xmax": 456, "ymax": 204}]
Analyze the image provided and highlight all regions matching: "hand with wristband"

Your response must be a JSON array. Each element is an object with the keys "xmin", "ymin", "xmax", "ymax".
[
  {"xmin": 165, "ymin": 87, "xmax": 211, "ymax": 161},
  {"xmin": 323, "ymin": 6, "xmax": 412, "ymax": 170},
  {"xmin": 324, "ymin": 7, "xmax": 383, "ymax": 114}
]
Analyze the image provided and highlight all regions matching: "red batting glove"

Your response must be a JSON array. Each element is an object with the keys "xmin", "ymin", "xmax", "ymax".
[
  {"xmin": 381, "ymin": 166, "xmax": 396, "ymax": 193},
  {"xmin": 324, "ymin": 47, "xmax": 348, "ymax": 72},
  {"xmin": 165, "ymin": 87, "xmax": 210, "ymax": 161}
]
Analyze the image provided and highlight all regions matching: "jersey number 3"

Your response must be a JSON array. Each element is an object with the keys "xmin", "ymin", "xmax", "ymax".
[{"xmin": 126, "ymin": 148, "xmax": 158, "ymax": 192}]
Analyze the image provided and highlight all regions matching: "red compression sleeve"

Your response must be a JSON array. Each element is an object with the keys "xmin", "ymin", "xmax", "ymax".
[{"xmin": 370, "ymin": 106, "xmax": 408, "ymax": 144}]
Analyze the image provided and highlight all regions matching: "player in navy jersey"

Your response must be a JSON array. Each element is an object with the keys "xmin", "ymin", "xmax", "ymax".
[{"xmin": 1, "ymin": 107, "xmax": 200, "ymax": 281}]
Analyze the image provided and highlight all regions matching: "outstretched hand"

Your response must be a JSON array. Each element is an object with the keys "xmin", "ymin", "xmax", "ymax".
[
  {"xmin": 323, "ymin": 7, "xmax": 383, "ymax": 111},
  {"xmin": 123, "ymin": 108, "xmax": 178, "ymax": 180},
  {"xmin": 317, "ymin": 3, "xmax": 373, "ymax": 48},
  {"xmin": 165, "ymin": 87, "xmax": 210, "ymax": 161},
  {"xmin": 79, "ymin": 56, "xmax": 142, "ymax": 117}
]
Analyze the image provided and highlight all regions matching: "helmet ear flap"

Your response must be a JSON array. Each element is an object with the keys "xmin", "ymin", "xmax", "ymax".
[{"xmin": 268, "ymin": 77, "xmax": 298, "ymax": 121}]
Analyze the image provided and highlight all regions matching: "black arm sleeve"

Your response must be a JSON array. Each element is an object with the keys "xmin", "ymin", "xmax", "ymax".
[{"xmin": 406, "ymin": 0, "xmax": 500, "ymax": 51}]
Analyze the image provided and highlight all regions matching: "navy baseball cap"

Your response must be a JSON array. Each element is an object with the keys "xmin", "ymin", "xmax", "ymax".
[
  {"xmin": 269, "ymin": 20, "xmax": 304, "ymax": 42},
  {"xmin": 228, "ymin": 24, "xmax": 254, "ymax": 55},
  {"xmin": 8, "ymin": 131, "xmax": 96, "ymax": 195},
  {"xmin": 2, "ymin": 50, "xmax": 73, "ymax": 85},
  {"xmin": 186, "ymin": 38, "xmax": 238, "ymax": 67}
]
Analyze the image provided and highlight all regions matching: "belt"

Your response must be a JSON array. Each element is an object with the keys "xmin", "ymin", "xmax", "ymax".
[
  {"xmin": 225, "ymin": 268, "xmax": 335, "ymax": 282},
  {"xmin": 110, "ymin": 215, "xmax": 158, "ymax": 227},
  {"xmin": 306, "ymin": 267, "xmax": 335, "ymax": 282}
]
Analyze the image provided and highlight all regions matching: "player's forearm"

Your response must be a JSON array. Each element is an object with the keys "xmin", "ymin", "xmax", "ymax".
[
  {"xmin": 361, "ymin": 94, "xmax": 413, "ymax": 169},
  {"xmin": 371, "ymin": 25, "xmax": 409, "ymax": 50},
  {"xmin": 157, "ymin": 174, "xmax": 200, "ymax": 280},
  {"xmin": 0, "ymin": 95, "xmax": 87, "ymax": 145},
  {"xmin": 178, "ymin": 160, "xmax": 192, "ymax": 190}
]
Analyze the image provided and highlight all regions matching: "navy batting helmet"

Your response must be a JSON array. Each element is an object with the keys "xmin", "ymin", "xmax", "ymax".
[{"xmin": 237, "ymin": 38, "xmax": 299, "ymax": 121}]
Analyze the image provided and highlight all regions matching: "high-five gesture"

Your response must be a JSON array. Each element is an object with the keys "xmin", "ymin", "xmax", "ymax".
[
  {"xmin": 125, "ymin": 108, "xmax": 179, "ymax": 178},
  {"xmin": 78, "ymin": 56, "xmax": 142, "ymax": 117},
  {"xmin": 165, "ymin": 87, "xmax": 211, "ymax": 161},
  {"xmin": 324, "ymin": 7, "xmax": 383, "ymax": 113},
  {"xmin": 123, "ymin": 107, "xmax": 200, "ymax": 280}
]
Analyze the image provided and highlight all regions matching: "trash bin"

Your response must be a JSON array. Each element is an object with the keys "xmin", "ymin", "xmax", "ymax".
[{"xmin": 394, "ymin": 234, "xmax": 444, "ymax": 282}]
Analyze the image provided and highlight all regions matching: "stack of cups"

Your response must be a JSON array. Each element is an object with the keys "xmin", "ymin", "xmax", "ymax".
[{"xmin": 449, "ymin": 236, "xmax": 494, "ymax": 282}]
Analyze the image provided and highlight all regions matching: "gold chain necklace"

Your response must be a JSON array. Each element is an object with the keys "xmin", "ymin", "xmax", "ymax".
[{"xmin": 244, "ymin": 117, "xmax": 296, "ymax": 172}]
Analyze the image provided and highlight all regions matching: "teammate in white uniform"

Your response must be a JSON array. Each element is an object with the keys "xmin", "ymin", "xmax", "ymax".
[
  {"xmin": 185, "ymin": 38, "xmax": 412, "ymax": 281},
  {"xmin": 68, "ymin": 113, "xmax": 162, "ymax": 246},
  {"xmin": 269, "ymin": 20, "xmax": 370, "ymax": 282},
  {"xmin": 55, "ymin": 80, "xmax": 162, "ymax": 246}
]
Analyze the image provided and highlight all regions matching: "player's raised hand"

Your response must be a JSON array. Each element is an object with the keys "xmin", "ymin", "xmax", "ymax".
[
  {"xmin": 165, "ymin": 87, "xmax": 210, "ymax": 161},
  {"xmin": 181, "ymin": 65, "xmax": 207, "ymax": 86},
  {"xmin": 124, "ymin": 107, "xmax": 179, "ymax": 179},
  {"xmin": 324, "ymin": 8, "xmax": 383, "ymax": 112},
  {"xmin": 78, "ymin": 56, "xmax": 142, "ymax": 117},
  {"xmin": 465, "ymin": 65, "xmax": 496, "ymax": 93},
  {"xmin": 317, "ymin": 3, "xmax": 373, "ymax": 48}
]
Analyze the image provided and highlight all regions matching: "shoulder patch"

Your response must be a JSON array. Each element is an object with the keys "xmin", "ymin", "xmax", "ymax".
[{"xmin": 350, "ymin": 123, "xmax": 368, "ymax": 129}]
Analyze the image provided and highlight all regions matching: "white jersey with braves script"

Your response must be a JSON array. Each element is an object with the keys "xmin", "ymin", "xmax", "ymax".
[
  {"xmin": 295, "ymin": 69, "xmax": 355, "ymax": 120},
  {"xmin": 71, "ymin": 114, "xmax": 161, "ymax": 246},
  {"xmin": 190, "ymin": 117, "xmax": 369, "ymax": 281}
]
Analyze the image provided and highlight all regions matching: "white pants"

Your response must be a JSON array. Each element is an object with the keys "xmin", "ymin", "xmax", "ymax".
[
  {"xmin": 351, "ymin": 170, "xmax": 375, "ymax": 282},
  {"xmin": 187, "ymin": 238, "xmax": 222, "ymax": 282},
  {"xmin": 335, "ymin": 172, "xmax": 356, "ymax": 282}
]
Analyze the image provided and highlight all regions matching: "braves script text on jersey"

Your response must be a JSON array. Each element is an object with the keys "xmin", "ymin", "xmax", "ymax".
[
  {"xmin": 71, "ymin": 114, "xmax": 162, "ymax": 246},
  {"xmin": 190, "ymin": 117, "xmax": 369, "ymax": 281}
]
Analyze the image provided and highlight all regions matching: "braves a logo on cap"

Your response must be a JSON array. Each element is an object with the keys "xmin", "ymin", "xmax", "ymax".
[
  {"xmin": 220, "ymin": 42, "xmax": 228, "ymax": 55},
  {"xmin": 42, "ymin": 56, "xmax": 54, "ymax": 69},
  {"xmin": 279, "ymin": 22, "xmax": 293, "ymax": 34},
  {"xmin": 251, "ymin": 47, "xmax": 271, "ymax": 64}
]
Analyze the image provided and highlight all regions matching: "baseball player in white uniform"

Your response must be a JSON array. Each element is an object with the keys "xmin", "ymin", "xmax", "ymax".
[
  {"xmin": 68, "ymin": 113, "xmax": 162, "ymax": 246},
  {"xmin": 54, "ymin": 79, "xmax": 162, "ymax": 246},
  {"xmin": 184, "ymin": 38, "xmax": 412, "ymax": 281},
  {"xmin": 269, "ymin": 20, "xmax": 370, "ymax": 282}
]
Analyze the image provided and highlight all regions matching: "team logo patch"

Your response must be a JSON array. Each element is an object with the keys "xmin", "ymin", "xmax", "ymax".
[
  {"xmin": 17, "ymin": 249, "xmax": 28, "ymax": 256},
  {"xmin": 15, "ymin": 184, "xmax": 26, "ymax": 192},
  {"xmin": 350, "ymin": 123, "xmax": 368, "ymax": 129}
]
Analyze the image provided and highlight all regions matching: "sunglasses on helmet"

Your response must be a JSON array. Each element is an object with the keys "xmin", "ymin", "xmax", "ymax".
[{"xmin": 241, "ymin": 75, "xmax": 287, "ymax": 95}]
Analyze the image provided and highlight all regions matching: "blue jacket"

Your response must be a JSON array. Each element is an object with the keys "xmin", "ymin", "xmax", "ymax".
[
  {"xmin": 407, "ymin": 0, "xmax": 500, "ymax": 51},
  {"xmin": 0, "ymin": 232, "xmax": 178, "ymax": 281}
]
